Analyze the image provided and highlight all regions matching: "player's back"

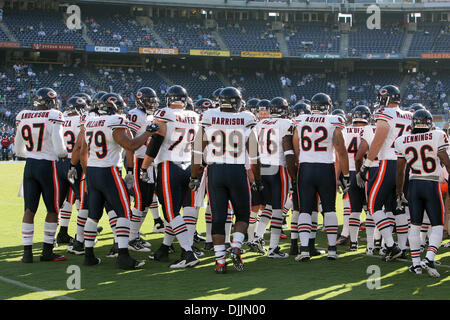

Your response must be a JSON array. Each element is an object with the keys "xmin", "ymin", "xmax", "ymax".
[
  {"xmin": 295, "ymin": 113, "xmax": 345, "ymax": 164},
  {"xmin": 395, "ymin": 129, "xmax": 449, "ymax": 181},
  {"xmin": 374, "ymin": 107, "xmax": 412, "ymax": 160},
  {"xmin": 255, "ymin": 117, "xmax": 293, "ymax": 167},
  {"xmin": 84, "ymin": 113, "xmax": 128, "ymax": 168},
  {"xmin": 62, "ymin": 114, "xmax": 81, "ymax": 158},
  {"xmin": 16, "ymin": 109, "xmax": 65, "ymax": 161},
  {"xmin": 202, "ymin": 108, "xmax": 256, "ymax": 165},
  {"xmin": 153, "ymin": 107, "xmax": 199, "ymax": 165},
  {"xmin": 127, "ymin": 108, "xmax": 152, "ymax": 159},
  {"xmin": 344, "ymin": 125, "xmax": 365, "ymax": 171}
]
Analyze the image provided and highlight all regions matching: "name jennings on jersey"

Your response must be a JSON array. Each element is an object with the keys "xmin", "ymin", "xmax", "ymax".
[
  {"xmin": 395, "ymin": 130, "xmax": 449, "ymax": 182},
  {"xmin": 200, "ymin": 109, "xmax": 256, "ymax": 165},
  {"xmin": 15, "ymin": 109, "xmax": 68, "ymax": 161}
]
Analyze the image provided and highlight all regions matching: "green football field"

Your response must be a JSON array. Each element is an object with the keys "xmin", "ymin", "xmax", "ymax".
[{"xmin": 1, "ymin": 162, "xmax": 449, "ymax": 300}]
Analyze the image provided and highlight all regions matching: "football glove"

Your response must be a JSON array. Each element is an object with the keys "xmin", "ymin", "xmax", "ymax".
[
  {"xmin": 251, "ymin": 179, "xmax": 264, "ymax": 192},
  {"xmin": 146, "ymin": 122, "xmax": 160, "ymax": 133},
  {"xmin": 189, "ymin": 177, "xmax": 201, "ymax": 191},
  {"xmin": 139, "ymin": 168, "xmax": 152, "ymax": 183},
  {"xmin": 357, "ymin": 159, "xmax": 371, "ymax": 188},
  {"xmin": 124, "ymin": 167, "xmax": 134, "ymax": 190},
  {"xmin": 396, "ymin": 194, "xmax": 408, "ymax": 214},
  {"xmin": 67, "ymin": 164, "xmax": 78, "ymax": 185},
  {"xmin": 341, "ymin": 174, "xmax": 350, "ymax": 194}
]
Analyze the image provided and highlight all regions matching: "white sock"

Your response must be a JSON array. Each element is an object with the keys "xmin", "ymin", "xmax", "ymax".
[
  {"xmin": 409, "ymin": 225, "xmax": 421, "ymax": 266},
  {"xmin": 310, "ymin": 211, "xmax": 318, "ymax": 240},
  {"xmin": 395, "ymin": 213, "xmax": 409, "ymax": 250},
  {"xmin": 324, "ymin": 212, "xmax": 338, "ymax": 247},
  {"xmin": 214, "ymin": 244, "xmax": 226, "ymax": 265},
  {"xmin": 298, "ymin": 213, "xmax": 312, "ymax": 248},
  {"xmin": 44, "ymin": 222, "xmax": 57, "ymax": 245},
  {"xmin": 76, "ymin": 209, "xmax": 88, "ymax": 242},
  {"xmin": 349, "ymin": 212, "xmax": 361, "ymax": 243},
  {"xmin": 290, "ymin": 210, "xmax": 299, "ymax": 240},
  {"xmin": 183, "ymin": 206, "xmax": 198, "ymax": 247},
  {"xmin": 426, "ymin": 225, "xmax": 443, "ymax": 262},
  {"xmin": 116, "ymin": 217, "xmax": 130, "ymax": 249},
  {"xmin": 231, "ymin": 232, "xmax": 245, "ymax": 250},
  {"xmin": 421, "ymin": 213, "xmax": 431, "ymax": 246},
  {"xmin": 205, "ymin": 205, "xmax": 212, "ymax": 243},
  {"xmin": 171, "ymin": 215, "xmax": 191, "ymax": 252},
  {"xmin": 137, "ymin": 207, "xmax": 148, "ymax": 233},
  {"xmin": 84, "ymin": 218, "xmax": 98, "ymax": 248},
  {"xmin": 386, "ymin": 211, "xmax": 395, "ymax": 235},
  {"xmin": 269, "ymin": 209, "xmax": 283, "ymax": 250},
  {"xmin": 163, "ymin": 221, "xmax": 175, "ymax": 246},
  {"xmin": 372, "ymin": 210, "xmax": 394, "ymax": 247},
  {"xmin": 59, "ymin": 200, "xmax": 72, "ymax": 228},
  {"xmin": 22, "ymin": 222, "xmax": 34, "ymax": 246},
  {"xmin": 149, "ymin": 198, "xmax": 160, "ymax": 220},
  {"xmin": 107, "ymin": 210, "xmax": 118, "ymax": 244},
  {"xmin": 130, "ymin": 207, "xmax": 143, "ymax": 241},
  {"xmin": 342, "ymin": 195, "xmax": 350, "ymax": 237},
  {"xmin": 225, "ymin": 210, "xmax": 233, "ymax": 244},
  {"xmin": 255, "ymin": 205, "xmax": 272, "ymax": 239},
  {"xmin": 248, "ymin": 210, "xmax": 259, "ymax": 242},
  {"xmin": 365, "ymin": 216, "xmax": 375, "ymax": 249}
]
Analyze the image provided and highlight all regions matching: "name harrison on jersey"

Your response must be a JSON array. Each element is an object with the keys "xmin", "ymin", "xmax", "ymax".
[
  {"xmin": 211, "ymin": 117, "xmax": 245, "ymax": 126},
  {"xmin": 402, "ymin": 132, "xmax": 433, "ymax": 144}
]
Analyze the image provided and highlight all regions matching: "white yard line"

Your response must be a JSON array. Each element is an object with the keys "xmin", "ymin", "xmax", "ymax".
[{"xmin": 0, "ymin": 276, "xmax": 76, "ymax": 300}]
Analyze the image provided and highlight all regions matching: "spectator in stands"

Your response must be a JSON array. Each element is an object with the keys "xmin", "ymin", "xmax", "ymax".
[{"xmin": 1, "ymin": 135, "xmax": 10, "ymax": 161}]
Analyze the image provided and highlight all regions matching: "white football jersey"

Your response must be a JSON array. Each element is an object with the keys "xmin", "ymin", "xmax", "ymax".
[
  {"xmin": 344, "ymin": 125, "xmax": 366, "ymax": 171},
  {"xmin": 62, "ymin": 115, "xmax": 82, "ymax": 159},
  {"xmin": 294, "ymin": 114, "xmax": 345, "ymax": 164},
  {"xmin": 395, "ymin": 129, "xmax": 449, "ymax": 181},
  {"xmin": 127, "ymin": 108, "xmax": 153, "ymax": 159},
  {"xmin": 255, "ymin": 117, "xmax": 294, "ymax": 167},
  {"xmin": 84, "ymin": 114, "xmax": 128, "ymax": 168},
  {"xmin": 359, "ymin": 125, "xmax": 379, "ymax": 168},
  {"xmin": 15, "ymin": 109, "xmax": 67, "ymax": 161},
  {"xmin": 153, "ymin": 107, "xmax": 199, "ymax": 165},
  {"xmin": 373, "ymin": 107, "xmax": 412, "ymax": 161},
  {"xmin": 201, "ymin": 109, "xmax": 256, "ymax": 165}
]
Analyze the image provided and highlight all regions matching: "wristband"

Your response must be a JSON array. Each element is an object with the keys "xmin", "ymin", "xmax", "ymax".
[
  {"xmin": 363, "ymin": 159, "xmax": 373, "ymax": 167},
  {"xmin": 284, "ymin": 150, "xmax": 294, "ymax": 156},
  {"xmin": 192, "ymin": 150, "xmax": 203, "ymax": 155}
]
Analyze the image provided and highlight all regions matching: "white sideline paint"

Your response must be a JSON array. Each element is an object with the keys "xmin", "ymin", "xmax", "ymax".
[{"xmin": 0, "ymin": 276, "xmax": 76, "ymax": 300}]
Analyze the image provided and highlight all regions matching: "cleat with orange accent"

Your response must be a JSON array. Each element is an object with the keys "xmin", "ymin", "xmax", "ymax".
[
  {"xmin": 336, "ymin": 235, "xmax": 350, "ymax": 246},
  {"xmin": 215, "ymin": 261, "xmax": 227, "ymax": 274},
  {"xmin": 230, "ymin": 247, "xmax": 244, "ymax": 271},
  {"xmin": 40, "ymin": 253, "xmax": 66, "ymax": 262}
]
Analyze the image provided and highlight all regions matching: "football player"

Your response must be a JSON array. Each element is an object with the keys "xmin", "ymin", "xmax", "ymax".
[
  {"xmin": 357, "ymin": 85, "xmax": 412, "ymax": 261},
  {"xmin": 395, "ymin": 109, "xmax": 450, "ymax": 277},
  {"xmin": 190, "ymin": 87, "xmax": 261, "ymax": 273},
  {"xmin": 81, "ymin": 93, "xmax": 158, "ymax": 269},
  {"xmin": 288, "ymin": 93, "xmax": 350, "ymax": 261},
  {"xmin": 15, "ymin": 87, "xmax": 69, "ymax": 263},
  {"xmin": 252, "ymin": 97, "xmax": 292, "ymax": 258}
]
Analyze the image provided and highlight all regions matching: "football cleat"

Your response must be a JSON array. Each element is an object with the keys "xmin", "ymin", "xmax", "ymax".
[
  {"xmin": 40, "ymin": 252, "xmax": 66, "ymax": 262},
  {"xmin": 138, "ymin": 233, "xmax": 151, "ymax": 247},
  {"xmin": 106, "ymin": 243, "xmax": 119, "ymax": 258},
  {"xmin": 309, "ymin": 239, "xmax": 324, "ymax": 256},
  {"xmin": 379, "ymin": 246, "xmax": 387, "ymax": 257},
  {"xmin": 400, "ymin": 250, "xmax": 408, "ymax": 259},
  {"xmin": 268, "ymin": 246, "xmax": 289, "ymax": 259},
  {"xmin": 192, "ymin": 246, "xmax": 204, "ymax": 258},
  {"xmin": 128, "ymin": 238, "xmax": 151, "ymax": 252},
  {"xmin": 252, "ymin": 237, "xmax": 267, "ymax": 255},
  {"xmin": 194, "ymin": 231, "xmax": 206, "ymax": 243},
  {"xmin": 327, "ymin": 246, "xmax": 338, "ymax": 260},
  {"xmin": 56, "ymin": 232, "xmax": 74, "ymax": 245},
  {"xmin": 204, "ymin": 242, "xmax": 214, "ymax": 251},
  {"xmin": 169, "ymin": 250, "xmax": 199, "ymax": 269},
  {"xmin": 349, "ymin": 242, "xmax": 358, "ymax": 251},
  {"xmin": 84, "ymin": 255, "xmax": 102, "ymax": 266},
  {"xmin": 366, "ymin": 247, "xmax": 374, "ymax": 256},
  {"xmin": 295, "ymin": 251, "xmax": 310, "ymax": 262},
  {"xmin": 215, "ymin": 261, "xmax": 227, "ymax": 274},
  {"xmin": 148, "ymin": 244, "xmax": 170, "ymax": 262},
  {"xmin": 408, "ymin": 264, "xmax": 422, "ymax": 275},
  {"xmin": 152, "ymin": 218, "xmax": 165, "ymax": 233},
  {"xmin": 20, "ymin": 250, "xmax": 33, "ymax": 263},
  {"xmin": 168, "ymin": 244, "xmax": 176, "ymax": 254},
  {"xmin": 374, "ymin": 239, "xmax": 382, "ymax": 251},
  {"xmin": 67, "ymin": 239, "xmax": 85, "ymax": 255},
  {"xmin": 117, "ymin": 254, "xmax": 145, "ymax": 270},
  {"xmin": 289, "ymin": 240, "xmax": 299, "ymax": 256},
  {"xmin": 336, "ymin": 235, "xmax": 350, "ymax": 246},
  {"xmin": 230, "ymin": 247, "xmax": 244, "ymax": 271},
  {"xmin": 421, "ymin": 258, "xmax": 440, "ymax": 278},
  {"xmin": 279, "ymin": 230, "xmax": 288, "ymax": 240},
  {"xmin": 384, "ymin": 244, "xmax": 402, "ymax": 262}
]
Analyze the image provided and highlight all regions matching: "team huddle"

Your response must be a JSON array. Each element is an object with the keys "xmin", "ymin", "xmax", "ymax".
[{"xmin": 14, "ymin": 83, "xmax": 450, "ymax": 276}]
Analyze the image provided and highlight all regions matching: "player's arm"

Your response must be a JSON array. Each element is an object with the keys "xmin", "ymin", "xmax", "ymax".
[
  {"xmin": 291, "ymin": 127, "xmax": 300, "ymax": 177},
  {"xmin": 70, "ymin": 130, "xmax": 83, "ymax": 166},
  {"xmin": 282, "ymin": 133, "xmax": 297, "ymax": 181},
  {"xmin": 247, "ymin": 128, "xmax": 261, "ymax": 181},
  {"xmin": 438, "ymin": 150, "xmax": 450, "ymax": 180},
  {"xmin": 333, "ymin": 127, "xmax": 349, "ymax": 176},
  {"xmin": 79, "ymin": 129, "xmax": 88, "ymax": 174},
  {"xmin": 113, "ymin": 127, "xmax": 153, "ymax": 152},
  {"xmin": 14, "ymin": 122, "xmax": 26, "ymax": 158},
  {"xmin": 355, "ymin": 139, "xmax": 369, "ymax": 172},
  {"xmin": 395, "ymin": 156, "xmax": 407, "ymax": 198},
  {"xmin": 141, "ymin": 120, "xmax": 167, "ymax": 170},
  {"xmin": 366, "ymin": 120, "xmax": 389, "ymax": 162},
  {"xmin": 191, "ymin": 126, "xmax": 208, "ymax": 179},
  {"xmin": 51, "ymin": 120, "xmax": 69, "ymax": 159}
]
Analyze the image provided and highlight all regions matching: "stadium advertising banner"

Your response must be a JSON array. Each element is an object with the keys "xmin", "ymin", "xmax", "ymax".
[
  {"xmin": 240, "ymin": 51, "xmax": 282, "ymax": 58},
  {"xmin": 139, "ymin": 47, "xmax": 178, "ymax": 55},
  {"xmin": 299, "ymin": 53, "xmax": 341, "ymax": 59},
  {"xmin": 86, "ymin": 45, "xmax": 128, "ymax": 53},
  {"xmin": 32, "ymin": 43, "xmax": 75, "ymax": 51},
  {"xmin": 0, "ymin": 42, "xmax": 20, "ymax": 48},
  {"xmin": 190, "ymin": 49, "xmax": 230, "ymax": 57},
  {"xmin": 421, "ymin": 53, "xmax": 450, "ymax": 59},
  {"xmin": 363, "ymin": 53, "xmax": 403, "ymax": 59}
]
